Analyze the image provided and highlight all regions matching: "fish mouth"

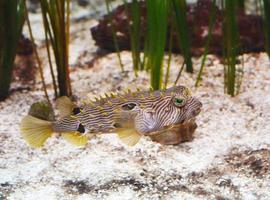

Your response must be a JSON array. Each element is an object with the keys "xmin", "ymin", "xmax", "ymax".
[
  {"xmin": 196, "ymin": 107, "xmax": 202, "ymax": 115},
  {"xmin": 192, "ymin": 107, "xmax": 202, "ymax": 117},
  {"xmin": 178, "ymin": 115, "xmax": 197, "ymax": 125},
  {"xmin": 180, "ymin": 117, "xmax": 196, "ymax": 126}
]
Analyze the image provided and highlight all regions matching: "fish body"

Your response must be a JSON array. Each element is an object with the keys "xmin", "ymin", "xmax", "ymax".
[{"xmin": 20, "ymin": 85, "xmax": 202, "ymax": 147}]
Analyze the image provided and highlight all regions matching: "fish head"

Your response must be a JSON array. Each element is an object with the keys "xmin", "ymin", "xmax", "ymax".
[
  {"xmin": 135, "ymin": 85, "xmax": 202, "ymax": 134},
  {"xmin": 169, "ymin": 85, "xmax": 202, "ymax": 124}
]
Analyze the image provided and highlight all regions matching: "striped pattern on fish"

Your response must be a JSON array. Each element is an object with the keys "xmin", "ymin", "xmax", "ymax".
[{"xmin": 20, "ymin": 85, "xmax": 202, "ymax": 147}]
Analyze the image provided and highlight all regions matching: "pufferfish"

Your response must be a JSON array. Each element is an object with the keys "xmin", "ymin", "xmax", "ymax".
[{"xmin": 20, "ymin": 85, "xmax": 202, "ymax": 147}]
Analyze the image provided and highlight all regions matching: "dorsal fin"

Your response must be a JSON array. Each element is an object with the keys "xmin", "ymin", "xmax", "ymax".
[{"xmin": 55, "ymin": 96, "xmax": 75, "ymax": 118}]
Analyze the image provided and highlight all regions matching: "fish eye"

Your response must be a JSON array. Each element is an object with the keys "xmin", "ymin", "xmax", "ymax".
[{"xmin": 173, "ymin": 96, "xmax": 186, "ymax": 107}]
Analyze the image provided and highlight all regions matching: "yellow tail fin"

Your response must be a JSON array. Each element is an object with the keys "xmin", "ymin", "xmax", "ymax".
[{"xmin": 20, "ymin": 115, "xmax": 53, "ymax": 148}]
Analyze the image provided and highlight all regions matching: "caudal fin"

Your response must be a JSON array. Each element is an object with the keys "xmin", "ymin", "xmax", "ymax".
[{"xmin": 20, "ymin": 115, "xmax": 53, "ymax": 148}]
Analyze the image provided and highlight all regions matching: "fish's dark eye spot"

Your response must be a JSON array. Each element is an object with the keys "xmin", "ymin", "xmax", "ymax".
[
  {"xmin": 113, "ymin": 122, "xmax": 122, "ymax": 128},
  {"xmin": 175, "ymin": 98, "xmax": 183, "ymax": 104},
  {"xmin": 77, "ymin": 123, "xmax": 85, "ymax": 133},
  {"xmin": 173, "ymin": 96, "xmax": 186, "ymax": 107},
  {"xmin": 121, "ymin": 103, "xmax": 137, "ymax": 111},
  {"xmin": 72, "ymin": 107, "xmax": 81, "ymax": 115}
]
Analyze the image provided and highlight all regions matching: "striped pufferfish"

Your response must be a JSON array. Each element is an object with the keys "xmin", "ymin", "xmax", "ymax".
[{"xmin": 20, "ymin": 85, "xmax": 202, "ymax": 147}]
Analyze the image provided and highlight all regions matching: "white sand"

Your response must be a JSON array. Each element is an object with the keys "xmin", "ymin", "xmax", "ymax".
[
  {"xmin": 1, "ymin": 10, "xmax": 270, "ymax": 199},
  {"xmin": 0, "ymin": 50, "xmax": 269, "ymax": 200}
]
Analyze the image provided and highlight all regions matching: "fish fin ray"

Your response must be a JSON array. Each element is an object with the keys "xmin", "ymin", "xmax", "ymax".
[
  {"xmin": 20, "ymin": 115, "xmax": 53, "ymax": 148},
  {"xmin": 55, "ymin": 96, "xmax": 75, "ymax": 118},
  {"xmin": 117, "ymin": 129, "xmax": 141, "ymax": 146},
  {"xmin": 62, "ymin": 132, "xmax": 89, "ymax": 147}
]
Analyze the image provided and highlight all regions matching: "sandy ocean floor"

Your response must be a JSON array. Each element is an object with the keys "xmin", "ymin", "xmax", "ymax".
[
  {"xmin": 1, "ymin": 50, "xmax": 270, "ymax": 200},
  {"xmin": 1, "ymin": 12, "xmax": 270, "ymax": 200}
]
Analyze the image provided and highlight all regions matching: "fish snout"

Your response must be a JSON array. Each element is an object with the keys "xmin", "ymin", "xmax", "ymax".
[{"xmin": 191, "ymin": 99, "xmax": 202, "ymax": 117}]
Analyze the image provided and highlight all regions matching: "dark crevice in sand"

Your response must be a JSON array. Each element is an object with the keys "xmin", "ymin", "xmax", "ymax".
[
  {"xmin": 0, "ymin": 182, "xmax": 14, "ymax": 200},
  {"xmin": 225, "ymin": 148, "xmax": 270, "ymax": 178}
]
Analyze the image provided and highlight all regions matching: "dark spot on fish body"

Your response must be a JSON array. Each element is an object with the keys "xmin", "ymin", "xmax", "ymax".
[
  {"xmin": 121, "ymin": 103, "xmax": 137, "ymax": 110},
  {"xmin": 113, "ymin": 122, "xmax": 122, "ymax": 128},
  {"xmin": 72, "ymin": 107, "xmax": 81, "ymax": 115},
  {"xmin": 77, "ymin": 123, "xmax": 85, "ymax": 133}
]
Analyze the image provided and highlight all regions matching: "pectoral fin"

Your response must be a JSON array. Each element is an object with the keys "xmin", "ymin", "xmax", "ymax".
[
  {"xmin": 113, "ymin": 116, "xmax": 141, "ymax": 146},
  {"xmin": 62, "ymin": 132, "xmax": 89, "ymax": 147},
  {"xmin": 117, "ymin": 129, "xmax": 141, "ymax": 146}
]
